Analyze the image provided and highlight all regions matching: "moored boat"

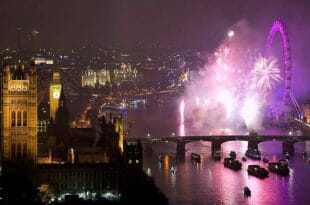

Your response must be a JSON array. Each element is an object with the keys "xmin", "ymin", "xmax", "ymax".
[
  {"xmin": 268, "ymin": 160, "xmax": 289, "ymax": 176},
  {"xmin": 212, "ymin": 150, "xmax": 221, "ymax": 161},
  {"xmin": 170, "ymin": 166, "xmax": 176, "ymax": 174},
  {"xmin": 247, "ymin": 165, "xmax": 269, "ymax": 178},
  {"xmin": 224, "ymin": 157, "xmax": 242, "ymax": 171},
  {"xmin": 191, "ymin": 153, "xmax": 201, "ymax": 163},
  {"xmin": 302, "ymin": 151, "xmax": 307, "ymax": 158},
  {"xmin": 158, "ymin": 155, "xmax": 163, "ymax": 163},
  {"xmin": 244, "ymin": 186, "xmax": 251, "ymax": 197},
  {"xmin": 284, "ymin": 152, "xmax": 290, "ymax": 159},
  {"xmin": 229, "ymin": 151, "xmax": 236, "ymax": 159},
  {"xmin": 245, "ymin": 148, "xmax": 261, "ymax": 160}
]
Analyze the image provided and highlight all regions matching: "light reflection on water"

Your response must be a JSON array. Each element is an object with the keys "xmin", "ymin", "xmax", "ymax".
[{"xmin": 127, "ymin": 102, "xmax": 310, "ymax": 205}]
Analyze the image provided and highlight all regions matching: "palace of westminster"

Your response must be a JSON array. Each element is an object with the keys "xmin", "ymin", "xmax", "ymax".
[{"xmin": 0, "ymin": 58, "xmax": 143, "ymax": 202}]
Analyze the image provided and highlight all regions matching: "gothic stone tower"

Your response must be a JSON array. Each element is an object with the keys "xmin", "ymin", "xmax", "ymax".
[
  {"xmin": 2, "ymin": 62, "xmax": 37, "ymax": 162},
  {"xmin": 49, "ymin": 71, "xmax": 62, "ymax": 121}
]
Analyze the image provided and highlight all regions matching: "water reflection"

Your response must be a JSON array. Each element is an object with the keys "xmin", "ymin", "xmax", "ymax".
[
  {"xmin": 179, "ymin": 124, "xmax": 185, "ymax": 136},
  {"xmin": 129, "ymin": 102, "xmax": 310, "ymax": 205}
]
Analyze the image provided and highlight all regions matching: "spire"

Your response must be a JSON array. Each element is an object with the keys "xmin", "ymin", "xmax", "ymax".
[
  {"xmin": 59, "ymin": 84, "xmax": 66, "ymax": 108},
  {"xmin": 17, "ymin": 27, "xmax": 21, "ymax": 61},
  {"xmin": 55, "ymin": 84, "xmax": 69, "ymax": 139},
  {"xmin": 12, "ymin": 27, "xmax": 27, "ymax": 80},
  {"xmin": 55, "ymin": 84, "xmax": 68, "ymax": 123}
]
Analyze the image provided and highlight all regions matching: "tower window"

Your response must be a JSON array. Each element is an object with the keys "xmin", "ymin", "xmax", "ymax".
[
  {"xmin": 23, "ymin": 143, "xmax": 27, "ymax": 160},
  {"xmin": 11, "ymin": 111, "xmax": 16, "ymax": 126},
  {"xmin": 17, "ymin": 111, "xmax": 22, "ymax": 126},
  {"xmin": 17, "ymin": 144, "xmax": 22, "ymax": 160},
  {"xmin": 23, "ymin": 111, "xmax": 27, "ymax": 126},
  {"xmin": 11, "ymin": 143, "xmax": 16, "ymax": 160}
]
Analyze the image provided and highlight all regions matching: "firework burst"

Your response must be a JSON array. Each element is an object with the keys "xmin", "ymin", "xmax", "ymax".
[
  {"xmin": 252, "ymin": 56, "xmax": 282, "ymax": 95},
  {"xmin": 214, "ymin": 46, "xmax": 230, "ymax": 68},
  {"xmin": 179, "ymin": 70, "xmax": 190, "ymax": 83}
]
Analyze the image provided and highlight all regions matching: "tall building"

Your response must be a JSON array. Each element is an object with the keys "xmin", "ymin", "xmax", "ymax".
[
  {"xmin": 49, "ymin": 72, "xmax": 62, "ymax": 120},
  {"xmin": 46, "ymin": 87, "xmax": 70, "ymax": 163},
  {"xmin": 81, "ymin": 67, "xmax": 96, "ymax": 88},
  {"xmin": 0, "ymin": 62, "xmax": 3, "ymax": 167},
  {"xmin": 1, "ymin": 62, "xmax": 37, "ymax": 162}
]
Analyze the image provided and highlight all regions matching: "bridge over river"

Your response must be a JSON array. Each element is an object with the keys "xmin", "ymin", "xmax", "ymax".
[{"xmin": 126, "ymin": 135, "xmax": 310, "ymax": 158}]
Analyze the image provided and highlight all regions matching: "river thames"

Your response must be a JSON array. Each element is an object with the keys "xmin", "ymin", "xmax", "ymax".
[{"xmin": 125, "ymin": 99, "xmax": 310, "ymax": 205}]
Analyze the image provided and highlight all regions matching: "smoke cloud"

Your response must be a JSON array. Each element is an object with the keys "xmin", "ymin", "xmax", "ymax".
[{"xmin": 182, "ymin": 19, "xmax": 289, "ymax": 134}]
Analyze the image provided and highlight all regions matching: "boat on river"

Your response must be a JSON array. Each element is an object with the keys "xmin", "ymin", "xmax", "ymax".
[
  {"xmin": 245, "ymin": 148, "xmax": 261, "ymax": 160},
  {"xmin": 268, "ymin": 160, "xmax": 289, "ymax": 176},
  {"xmin": 244, "ymin": 186, "xmax": 251, "ymax": 197},
  {"xmin": 229, "ymin": 151, "xmax": 236, "ymax": 159},
  {"xmin": 224, "ymin": 157, "xmax": 242, "ymax": 171},
  {"xmin": 212, "ymin": 151, "xmax": 221, "ymax": 161},
  {"xmin": 191, "ymin": 153, "xmax": 201, "ymax": 163},
  {"xmin": 247, "ymin": 165, "xmax": 269, "ymax": 179}
]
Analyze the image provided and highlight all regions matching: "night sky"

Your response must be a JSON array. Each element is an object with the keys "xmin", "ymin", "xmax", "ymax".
[{"xmin": 0, "ymin": 0, "xmax": 309, "ymax": 50}]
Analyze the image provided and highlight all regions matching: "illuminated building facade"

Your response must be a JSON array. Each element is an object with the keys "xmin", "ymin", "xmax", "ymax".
[
  {"xmin": 34, "ymin": 163, "xmax": 121, "ymax": 198},
  {"xmin": 49, "ymin": 72, "xmax": 62, "ymax": 120},
  {"xmin": 113, "ymin": 63, "xmax": 137, "ymax": 81},
  {"xmin": 38, "ymin": 101, "xmax": 49, "ymax": 135},
  {"xmin": 81, "ymin": 68, "xmax": 96, "ymax": 88},
  {"xmin": 100, "ymin": 105, "xmax": 126, "ymax": 154},
  {"xmin": 1, "ymin": 62, "xmax": 37, "ymax": 162},
  {"xmin": 97, "ymin": 69, "xmax": 111, "ymax": 86},
  {"xmin": 33, "ymin": 57, "xmax": 54, "ymax": 65}
]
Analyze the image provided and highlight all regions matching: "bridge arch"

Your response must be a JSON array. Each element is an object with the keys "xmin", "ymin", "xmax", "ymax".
[
  {"xmin": 294, "ymin": 140, "xmax": 310, "ymax": 153},
  {"xmin": 141, "ymin": 141, "xmax": 177, "ymax": 156},
  {"xmin": 258, "ymin": 140, "xmax": 283, "ymax": 155},
  {"xmin": 185, "ymin": 140, "xmax": 212, "ymax": 153},
  {"xmin": 221, "ymin": 140, "xmax": 248, "ymax": 155}
]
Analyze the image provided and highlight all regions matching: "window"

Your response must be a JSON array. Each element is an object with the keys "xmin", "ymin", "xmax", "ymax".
[
  {"xmin": 22, "ymin": 111, "xmax": 27, "ymax": 126},
  {"xmin": 23, "ymin": 143, "xmax": 27, "ymax": 159},
  {"xmin": 17, "ymin": 144, "xmax": 22, "ymax": 160},
  {"xmin": 11, "ymin": 143, "xmax": 16, "ymax": 160},
  {"xmin": 11, "ymin": 111, "xmax": 16, "ymax": 126},
  {"xmin": 17, "ymin": 111, "xmax": 22, "ymax": 126}
]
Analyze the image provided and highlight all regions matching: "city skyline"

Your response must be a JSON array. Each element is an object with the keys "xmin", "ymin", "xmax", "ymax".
[
  {"xmin": 0, "ymin": 0, "xmax": 308, "ymax": 50},
  {"xmin": 1, "ymin": 1, "xmax": 310, "ymax": 204}
]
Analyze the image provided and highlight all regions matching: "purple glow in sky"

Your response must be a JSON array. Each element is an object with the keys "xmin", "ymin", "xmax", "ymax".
[{"xmin": 182, "ymin": 20, "xmax": 294, "ymax": 134}]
